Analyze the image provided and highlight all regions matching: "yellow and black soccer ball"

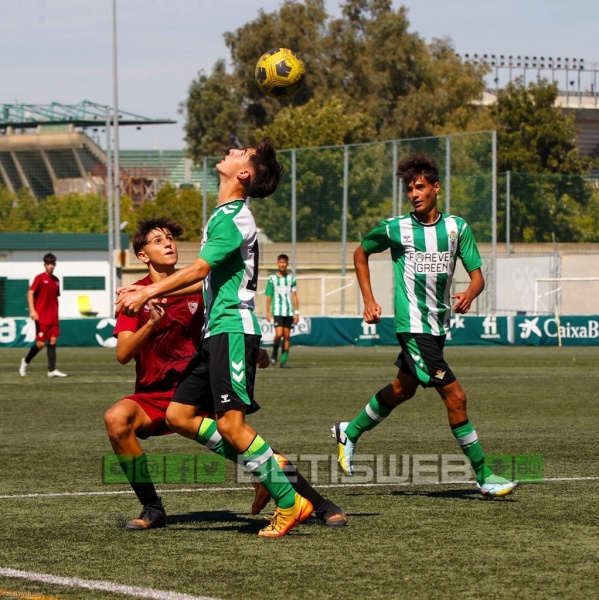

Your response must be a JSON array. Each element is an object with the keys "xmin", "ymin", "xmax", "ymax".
[{"xmin": 254, "ymin": 48, "xmax": 305, "ymax": 99}]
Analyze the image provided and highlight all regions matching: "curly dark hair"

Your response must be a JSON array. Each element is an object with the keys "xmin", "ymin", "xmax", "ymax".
[
  {"xmin": 132, "ymin": 218, "xmax": 184, "ymax": 255},
  {"xmin": 247, "ymin": 137, "xmax": 284, "ymax": 199},
  {"xmin": 396, "ymin": 152, "xmax": 439, "ymax": 187}
]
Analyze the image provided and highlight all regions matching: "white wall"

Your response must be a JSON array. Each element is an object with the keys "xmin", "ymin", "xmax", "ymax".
[{"xmin": 0, "ymin": 250, "xmax": 112, "ymax": 318}]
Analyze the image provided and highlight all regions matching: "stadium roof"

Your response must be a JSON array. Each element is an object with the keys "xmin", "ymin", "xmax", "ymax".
[{"xmin": 0, "ymin": 100, "xmax": 175, "ymax": 130}]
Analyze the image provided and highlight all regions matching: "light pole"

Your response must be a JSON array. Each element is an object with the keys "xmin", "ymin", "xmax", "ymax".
[
  {"xmin": 112, "ymin": 0, "xmax": 122, "ymax": 287},
  {"xmin": 105, "ymin": 107, "xmax": 115, "ymax": 307}
]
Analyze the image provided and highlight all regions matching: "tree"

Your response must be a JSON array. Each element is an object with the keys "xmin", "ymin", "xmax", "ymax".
[
  {"xmin": 258, "ymin": 96, "xmax": 374, "ymax": 148},
  {"xmin": 128, "ymin": 183, "xmax": 206, "ymax": 240},
  {"xmin": 492, "ymin": 78, "xmax": 589, "ymax": 174},
  {"xmin": 181, "ymin": 0, "xmax": 486, "ymax": 161},
  {"xmin": 491, "ymin": 78, "xmax": 597, "ymax": 242},
  {"xmin": 36, "ymin": 193, "xmax": 109, "ymax": 233},
  {"xmin": 182, "ymin": 60, "xmax": 248, "ymax": 160}
]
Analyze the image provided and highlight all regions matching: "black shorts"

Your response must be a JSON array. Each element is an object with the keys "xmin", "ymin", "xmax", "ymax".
[
  {"xmin": 273, "ymin": 315, "xmax": 294, "ymax": 329},
  {"xmin": 394, "ymin": 333, "xmax": 456, "ymax": 388},
  {"xmin": 172, "ymin": 332, "xmax": 261, "ymax": 415}
]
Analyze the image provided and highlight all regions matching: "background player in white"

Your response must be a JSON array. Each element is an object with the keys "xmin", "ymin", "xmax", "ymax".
[
  {"xmin": 265, "ymin": 253, "xmax": 299, "ymax": 368},
  {"xmin": 332, "ymin": 152, "xmax": 518, "ymax": 497}
]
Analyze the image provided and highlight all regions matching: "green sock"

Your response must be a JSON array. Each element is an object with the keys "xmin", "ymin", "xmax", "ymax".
[
  {"xmin": 281, "ymin": 350, "xmax": 289, "ymax": 363},
  {"xmin": 243, "ymin": 435, "xmax": 295, "ymax": 509},
  {"xmin": 196, "ymin": 417, "xmax": 238, "ymax": 462},
  {"xmin": 272, "ymin": 342, "xmax": 279, "ymax": 360},
  {"xmin": 451, "ymin": 421, "xmax": 493, "ymax": 485},
  {"xmin": 345, "ymin": 393, "xmax": 392, "ymax": 442}
]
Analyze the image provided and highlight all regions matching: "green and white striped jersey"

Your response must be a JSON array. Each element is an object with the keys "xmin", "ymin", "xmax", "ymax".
[
  {"xmin": 264, "ymin": 273, "xmax": 297, "ymax": 316},
  {"xmin": 198, "ymin": 199, "xmax": 260, "ymax": 338},
  {"xmin": 361, "ymin": 213, "xmax": 482, "ymax": 336}
]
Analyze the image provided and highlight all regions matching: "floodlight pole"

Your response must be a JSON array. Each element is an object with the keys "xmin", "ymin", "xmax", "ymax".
[
  {"xmin": 491, "ymin": 130, "xmax": 498, "ymax": 314},
  {"xmin": 112, "ymin": 0, "xmax": 122, "ymax": 287},
  {"xmin": 105, "ymin": 107, "xmax": 115, "ymax": 309},
  {"xmin": 291, "ymin": 149, "xmax": 297, "ymax": 273},
  {"xmin": 341, "ymin": 145, "xmax": 349, "ymax": 314}
]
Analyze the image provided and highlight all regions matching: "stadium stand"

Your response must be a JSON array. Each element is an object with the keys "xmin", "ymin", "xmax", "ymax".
[{"xmin": 0, "ymin": 101, "xmax": 217, "ymax": 204}]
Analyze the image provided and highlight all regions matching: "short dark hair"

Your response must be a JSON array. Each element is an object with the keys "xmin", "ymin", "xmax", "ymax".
[
  {"xmin": 277, "ymin": 254, "xmax": 289, "ymax": 262},
  {"xmin": 247, "ymin": 137, "xmax": 284, "ymax": 199},
  {"xmin": 43, "ymin": 253, "xmax": 56, "ymax": 264},
  {"xmin": 132, "ymin": 218, "xmax": 184, "ymax": 255},
  {"xmin": 396, "ymin": 152, "xmax": 439, "ymax": 186}
]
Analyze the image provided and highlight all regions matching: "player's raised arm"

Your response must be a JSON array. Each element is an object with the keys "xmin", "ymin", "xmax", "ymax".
[{"xmin": 115, "ymin": 258, "xmax": 210, "ymax": 316}]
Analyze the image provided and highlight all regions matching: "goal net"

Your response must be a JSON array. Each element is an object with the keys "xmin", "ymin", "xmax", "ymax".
[{"xmin": 534, "ymin": 278, "xmax": 599, "ymax": 315}]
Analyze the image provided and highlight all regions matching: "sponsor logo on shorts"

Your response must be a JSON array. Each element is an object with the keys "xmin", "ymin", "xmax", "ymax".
[
  {"xmin": 231, "ymin": 360, "xmax": 244, "ymax": 383},
  {"xmin": 220, "ymin": 393, "xmax": 230, "ymax": 404}
]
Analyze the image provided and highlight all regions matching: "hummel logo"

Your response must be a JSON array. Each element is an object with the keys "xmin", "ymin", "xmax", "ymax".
[
  {"xmin": 231, "ymin": 360, "xmax": 244, "ymax": 383},
  {"xmin": 220, "ymin": 394, "xmax": 230, "ymax": 403}
]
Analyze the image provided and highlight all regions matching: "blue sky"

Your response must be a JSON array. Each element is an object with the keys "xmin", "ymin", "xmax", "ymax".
[{"xmin": 1, "ymin": 0, "xmax": 598, "ymax": 150}]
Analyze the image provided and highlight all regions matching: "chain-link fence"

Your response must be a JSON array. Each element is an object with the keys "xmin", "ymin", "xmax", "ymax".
[{"xmin": 3, "ymin": 129, "xmax": 599, "ymax": 316}]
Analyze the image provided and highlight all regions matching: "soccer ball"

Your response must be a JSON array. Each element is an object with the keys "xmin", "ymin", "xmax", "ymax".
[{"xmin": 254, "ymin": 48, "xmax": 305, "ymax": 99}]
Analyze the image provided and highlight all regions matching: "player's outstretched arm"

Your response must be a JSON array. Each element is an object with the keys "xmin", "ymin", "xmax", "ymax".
[{"xmin": 116, "ymin": 258, "xmax": 210, "ymax": 316}]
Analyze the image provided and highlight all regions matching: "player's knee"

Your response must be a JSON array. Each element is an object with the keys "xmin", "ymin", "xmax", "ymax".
[
  {"xmin": 452, "ymin": 391, "xmax": 467, "ymax": 409},
  {"xmin": 215, "ymin": 418, "xmax": 232, "ymax": 439},
  {"xmin": 164, "ymin": 412, "xmax": 179, "ymax": 432},
  {"xmin": 391, "ymin": 379, "xmax": 416, "ymax": 403},
  {"xmin": 444, "ymin": 390, "xmax": 467, "ymax": 414},
  {"xmin": 104, "ymin": 405, "xmax": 133, "ymax": 438},
  {"xmin": 215, "ymin": 413, "xmax": 240, "ymax": 441},
  {"xmin": 165, "ymin": 405, "xmax": 187, "ymax": 433}
]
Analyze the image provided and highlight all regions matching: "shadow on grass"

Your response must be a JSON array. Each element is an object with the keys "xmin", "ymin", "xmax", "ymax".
[
  {"xmin": 115, "ymin": 509, "xmax": 368, "ymax": 534},
  {"xmin": 114, "ymin": 510, "xmax": 262, "ymax": 534},
  {"xmin": 390, "ymin": 488, "xmax": 519, "ymax": 502},
  {"xmin": 168, "ymin": 510, "xmax": 264, "ymax": 534}
]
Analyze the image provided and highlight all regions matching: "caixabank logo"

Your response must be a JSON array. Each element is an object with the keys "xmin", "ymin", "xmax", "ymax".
[{"xmin": 518, "ymin": 316, "xmax": 599, "ymax": 342}]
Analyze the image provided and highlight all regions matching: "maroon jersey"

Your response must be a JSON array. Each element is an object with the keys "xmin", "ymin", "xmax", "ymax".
[
  {"xmin": 114, "ymin": 275, "xmax": 204, "ymax": 393},
  {"xmin": 30, "ymin": 272, "xmax": 60, "ymax": 326}
]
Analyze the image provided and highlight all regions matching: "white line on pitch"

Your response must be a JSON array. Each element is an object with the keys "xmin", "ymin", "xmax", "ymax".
[
  {"xmin": 0, "ymin": 568, "xmax": 218, "ymax": 600},
  {"xmin": 1, "ymin": 476, "xmax": 599, "ymax": 500}
]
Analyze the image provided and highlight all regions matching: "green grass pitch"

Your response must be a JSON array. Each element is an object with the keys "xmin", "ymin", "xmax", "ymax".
[{"xmin": 0, "ymin": 345, "xmax": 598, "ymax": 599}]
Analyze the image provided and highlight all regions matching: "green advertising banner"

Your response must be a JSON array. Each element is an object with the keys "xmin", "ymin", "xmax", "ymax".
[
  {"xmin": 513, "ymin": 314, "xmax": 599, "ymax": 346},
  {"xmin": 0, "ymin": 318, "xmax": 117, "ymax": 349},
  {"xmin": 1, "ymin": 315, "xmax": 597, "ymax": 348}
]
